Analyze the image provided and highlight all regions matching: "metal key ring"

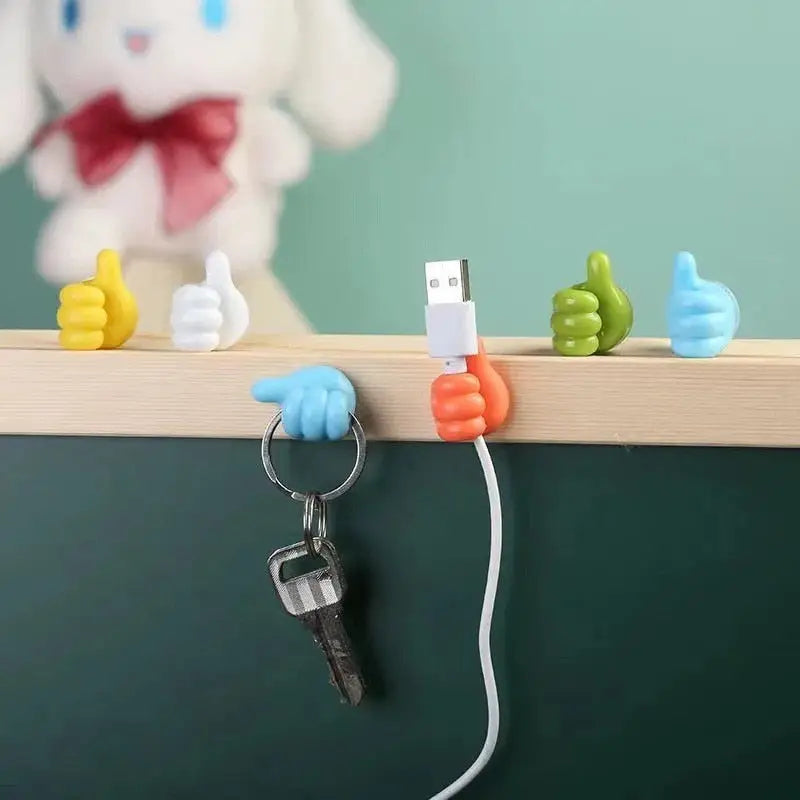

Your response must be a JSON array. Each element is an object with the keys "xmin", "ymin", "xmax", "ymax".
[
  {"xmin": 303, "ymin": 493, "xmax": 328, "ymax": 555},
  {"xmin": 261, "ymin": 411, "xmax": 367, "ymax": 502}
]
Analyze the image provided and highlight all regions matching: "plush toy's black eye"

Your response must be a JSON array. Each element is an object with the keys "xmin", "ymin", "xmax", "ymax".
[
  {"xmin": 201, "ymin": 0, "xmax": 228, "ymax": 30},
  {"xmin": 62, "ymin": 0, "xmax": 80, "ymax": 31}
]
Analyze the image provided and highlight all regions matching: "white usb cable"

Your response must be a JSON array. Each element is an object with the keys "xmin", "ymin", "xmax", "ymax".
[{"xmin": 424, "ymin": 260, "xmax": 503, "ymax": 799}]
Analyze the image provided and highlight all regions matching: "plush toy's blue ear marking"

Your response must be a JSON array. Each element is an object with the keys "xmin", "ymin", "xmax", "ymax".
[
  {"xmin": 201, "ymin": 0, "xmax": 228, "ymax": 30},
  {"xmin": 62, "ymin": 0, "xmax": 80, "ymax": 31}
]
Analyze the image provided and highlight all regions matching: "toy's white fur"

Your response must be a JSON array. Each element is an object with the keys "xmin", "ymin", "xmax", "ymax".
[{"xmin": 0, "ymin": 0, "xmax": 397, "ymax": 313}]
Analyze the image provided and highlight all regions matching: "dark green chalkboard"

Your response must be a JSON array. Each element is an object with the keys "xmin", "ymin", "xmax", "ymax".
[{"xmin": 2, "ymin": 438, "xmax": 799, "ymax": 799}]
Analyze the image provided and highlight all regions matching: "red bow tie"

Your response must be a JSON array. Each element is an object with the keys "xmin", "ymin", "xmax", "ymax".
[{"xmin": 35, "ymin": 92, "xmax": 239, "ymax": 234}]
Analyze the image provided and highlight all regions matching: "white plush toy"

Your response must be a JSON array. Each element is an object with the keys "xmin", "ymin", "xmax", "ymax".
[{"xmin": 0, "ymin": 0, "xmax": 397, "ymax": 335}]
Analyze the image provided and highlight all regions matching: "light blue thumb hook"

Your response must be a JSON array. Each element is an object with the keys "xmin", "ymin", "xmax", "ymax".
[
  {"xmin": 667, "ymin": 251, "xmax": 739, "ymax": 358},
  {"xmin": 252, "ymin": 366, "xmax": 356, "ymax": 442}
]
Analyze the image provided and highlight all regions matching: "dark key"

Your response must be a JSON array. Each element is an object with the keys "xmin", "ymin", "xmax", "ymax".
[{"xmin": 268, "ymin": 539, "xmax": 366, "ymax": 706}]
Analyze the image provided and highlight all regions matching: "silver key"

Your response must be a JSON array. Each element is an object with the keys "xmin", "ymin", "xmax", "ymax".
[{"xmin": 268, "ymin": 538, "xmax": 366, "ymax": 706}]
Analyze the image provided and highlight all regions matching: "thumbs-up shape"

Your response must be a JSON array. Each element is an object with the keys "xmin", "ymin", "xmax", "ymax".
[
  {"xmin": 171, "ymin": 251, "xmax": 250, "ymax": 352},
  {"xmin": 550, "ymin": 289, "xmax": 603, "ymax": 356},
  {"xmin": 551, "ymin": 252, "xmax": 633, "ymax": 356},
  {"xmin": 57, "ymin": 249, "xmax": 138, "ymax": 351},
  {"xmin": 430, "ymin": 340, "xmax": 511, "ymax": 442},
  {"xmin": 252, "ymin": 366, "xmax": 357, "ymax": 441},
  {"xmin": 667, "ymin": 251, "xmax": 739, "ymax": 358}
]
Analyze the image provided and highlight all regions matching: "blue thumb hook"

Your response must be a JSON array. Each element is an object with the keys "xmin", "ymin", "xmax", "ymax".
[
  {"xmin": 667, "ymin": 251, "xmax": 739, "ymax": 358},
  {"xmin": 252, "ymin": 366, "xmax": 356, "ymax": 442}
]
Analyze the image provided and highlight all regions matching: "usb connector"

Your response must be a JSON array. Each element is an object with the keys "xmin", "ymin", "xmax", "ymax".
[
  {"xmin": 424, "ymin": 259, "xmax": 478, "ymax": 374},
  {"xmin": 425, "ymin": 259, "xmax": 471, "ymax": 305},
  {"xmin": 422, "ymin": 258, "xmax": 504, "ymax": 800}
]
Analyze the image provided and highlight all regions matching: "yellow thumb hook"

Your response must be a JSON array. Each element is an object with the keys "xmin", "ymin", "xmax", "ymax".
[{"xmin": 58, "ymin": 250, "xmax": 139, "ymax": 351}]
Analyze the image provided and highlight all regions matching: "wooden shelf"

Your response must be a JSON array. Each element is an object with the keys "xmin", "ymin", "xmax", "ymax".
[{"xmin": 0, "ymin": 331, "xmax": 798, "ymax": 447}]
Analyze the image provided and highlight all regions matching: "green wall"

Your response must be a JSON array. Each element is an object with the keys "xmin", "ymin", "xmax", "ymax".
[
  {"xmin": 4, "ymin": 437, "xmax": 800, "ymax": 798},
  {"xmin": 2, "ymin": 0, "xmax": 798, "ymax": 336}
]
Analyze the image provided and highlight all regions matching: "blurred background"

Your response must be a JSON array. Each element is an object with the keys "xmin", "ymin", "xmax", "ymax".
[{"xmin": 1, "ymin": 0, "xmax": 797, "ymax": 337}]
